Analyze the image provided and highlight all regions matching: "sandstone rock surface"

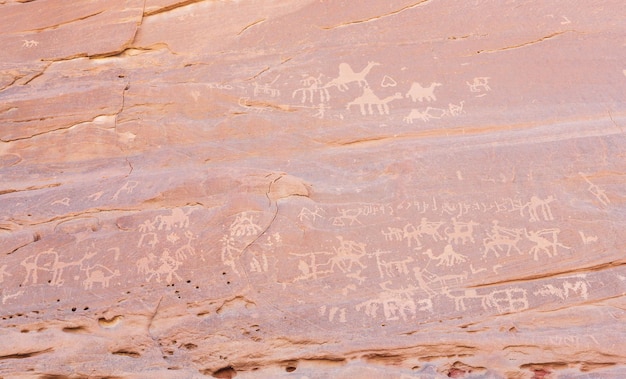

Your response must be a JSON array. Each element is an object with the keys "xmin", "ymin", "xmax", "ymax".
[{"xmin": 1, "ymin": 1, "xmax": 625, "ymax": 378}]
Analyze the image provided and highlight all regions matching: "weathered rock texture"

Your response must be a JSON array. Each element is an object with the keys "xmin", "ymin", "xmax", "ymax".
[{"xmin": 1, "ymin": 0, "xmax": 625, "ymax": 378}]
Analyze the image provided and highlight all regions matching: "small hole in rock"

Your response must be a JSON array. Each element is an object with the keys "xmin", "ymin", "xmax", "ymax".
[
  {"xmin": 286, "ymin": 366, "xmax": 296, "ymax": 372},
  {"xmin": 71, "ymin": 308, "xmax": 76, "ymax": 312}
]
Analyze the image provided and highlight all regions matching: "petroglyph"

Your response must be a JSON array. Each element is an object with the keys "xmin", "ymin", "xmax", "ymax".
[
  {"xmin": 320, "ymin": 305, "xmax": 347, "ymax": 323},
  {"xmin": 298, "ymin": 206, "xmax": 326, "ymax": 222},
  {"xmin": 292, "ymin": 251, "xmax": 333, "ymax": 281},
  {"xmin": 447, "ymin": 101, "xmax": 466, "ymax": 116},
  {"xmin": 0, "ymin": 265, "xmax": 12, "ymax": 283},
  {"xmin": 520, "ymin": 196, "xmax": 555, "ymax": 222},
  {"xmin": 156, "ymin": 208, "xmax": 191, "ymax": 230},
  {"xmin": 534, "ymin": 279, "xmax": 589, "ymax": 300},
  {"xmin": 292, "ymin": 75, "xmax": 330, "ymax": 103},
  {"xmin": 22, "ymin": 40, "xmax": 39, "ymax": 48},
  {"xmin": 356, "ymin": 282, "xmax": 427, "ymax": 321},
  {"xmin": 51, "ymin": 198, "xmax": 70, "ymax": 206},
  {"xmin": 467, "ymin": 77, "xmax": 491, "ymax": 92},
  {"xmin": 329, "ymin": 236, "xmax": 367, "ymax": 274},
  {"xmin": 525, "ymin": 228, "xmax": 569, "ymax": 261},
  {"xmin": 370, "ymin": 250, "xmax": 413, "ymax": 278},
  {"xmin": 485, "ymin": 287, "xmax": 528, "ymax": 314},
  {"xmin": 330, "ymin": 208, "xmax": 362, "ymax": 226},
  {"xmin": 326, "ymin": 61, "xmax": 380, "ymax": 91},
  {"xmin": 579, "ymin": 173, "xmax": 610, "ymax": 206},
  {"xmin": 422, "ymin": 245, "xmax": 467, "ymax": 267},
  {"xmin": 483, "ymin": 221, "xmax": 523, "ymax": 257},
  {"xmin": 579, "ymin": 231, "xmax": 598, "ymax": 244},
  {"xmin": 137, "ymin": 249, "xmax": 183, "ymax": 283},
  {"xmin": 346, "ymin": 86, "xmax": 403, "ymax": 115},
  {"xmin": 250, "ymin": 253, "xmax": 269, "ymax": 273},
  {"xmin": 406, "ymin": 82, "xmax": 442, "ymax": 102},
  {"xmin": 445, "ymin": 218, "xmax": 479, "ymax": 245},
  {"xmin": 21, "ymin": 249, "xmax": 96, "ymax": 286},
  {"xmin": 253, "ymin": 77, "xmax": 280, "ymax": 98},
  {"xmin": 381, "ymin": 75, "xmax": 397, "ymax": 87},
  {"xmin": 229, "ymin": 212, "xmax": 263, "ymax": 237},
  {"xmin": 403, "ymin": 107, "xmax": 446, "ymax": 123},
  {"xmin": 83, "ymin": 264, "xmax": 120, "ymax": 289},
  {"xmin": 112, "ymin": 180, "xmax": 139, "ymax": 201}
]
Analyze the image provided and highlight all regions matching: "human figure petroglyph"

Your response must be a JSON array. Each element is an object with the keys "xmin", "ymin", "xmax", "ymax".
[
  {"xmin": 406, "ymin": 82, "xmax": 442, "ymax": 102},
  {"xmin": 111, "ymin": 181, "xmax": 139, "ymax": 201},
  {"xmin": 422, "ymin": 245, "xmax": 467, "ymax": 267},
  {"xmin": 230, "ymin": 212, "xmax": 263, "ymax": 237},
  {"xmin": 22, "ymin": 40, "xmax": 39, "ymax": 48},
  {"xmin": 520, "ymin": 195, "xmax": 555, "ymax": 222},
  {"xmin": 83, "ymin": 264, "xmax": 120, "ymax": 290},
  {"xmin": 0, "ymin": 265, "xmax": 12, "ymax": 283},
  {"xmin": 467, "ymin": 77, "xmax": 491, "ymax": 92},
  {"xmin": 329, "ymin": 236, "xmax": 367, "ymax": 273},
  {"xmin": 51, "ymin": 198, "xmax": 70, "ymax": 206},
  {"xmin": 138, "ymin": 249, "xmax": 183, "ymax": 283},
  {"xmin": 156, "ymin": 208, "xmax": 191, "ymax": 230},
  {"xmin": 330, "ymin": 208, "xmax": 362, "ymax": 226},
  {"xmin": 445, "ymin": 218, "xmax": 479, "ymax": 245},
  {"xmin": 298, "ymin": 206, "xmax": 325, "ymax": 222},
  {"xmin": 525, "ymin": 228, "xmax": 569, "ymax": 261},
  {"xmin": 370, "ymin": 250, "xmax": 413, "ymax": 278},
  {"xmin": 579, "ymin": 173, "xmax": 610, "ymax": 206},
  {"xmin": 325, "ymin": 61, "xmax": 380, "ymax": 91},
  {"xmin": 482, "ymin": 221, "xmax": 524, "ymax": 257},
  {"xmin": 21, "ymin": 249, "xmax": 96, "ymax": 286},
  {"xmin": 292, "ymin": 74, "xmax": 330, "ymax": 103},
  {"xmin": 346, "ymin": 86, "xmax": 403, "ymax": 115},
  {"xmin": 417, "ymin": 217, "xmax": 445, "ymax": 241}
]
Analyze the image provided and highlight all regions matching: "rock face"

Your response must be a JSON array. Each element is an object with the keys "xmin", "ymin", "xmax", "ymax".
[{"xmin": 1, "ymin": 1, "xmax": 625, "ymax": 378}]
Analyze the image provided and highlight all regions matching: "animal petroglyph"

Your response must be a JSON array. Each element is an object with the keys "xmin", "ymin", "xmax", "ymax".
[
  {"xmin": 467, "ymin": 77, "xmax": 491, "ymax": 92},
  {"xmin": 534, "ymin": 280, "xmax": 589, "ymax": 300},
  {"xmin": 579, "ymin": 231, "xmax": 598, "ymax": 245},
  {"xmin": 156, "ymin": 208, "xmax": 192, "ymax": 230},
  {"xmin": 51, "ymin": 198, "xmax": 70, "ymax": 206},
  {"xmin": 406, "ymin": 82, "xmax": 442, "ymax": 102},
  {"xmin": 253, "ymin": 78, "xmax": 280, "ymax": 98},
  {"xmin": 447, "ymin": 101, "xmax": 466, "ymax": 116},
  {"xmin": 21, "ymin": 249, "xmax": 96, "ymax": 286},
  {"xmin": 326, "ymin": 61, "xmax": 380, "ymax": 91},
  {"xmin": 445, "ymin": 218, "xmax": 479, "ymax": 245},
  {"xmin": 520, "ymin": 195, "xmax": 555, "ymax": 222},
  {"xmin": 111, "ymin": 181, "xmax": 139, "ymax": 201},
  {"xmin": 22, "ymin": 40, "xmax": 39, "ymax": 48},
  {"xmin": 423, "ymin": 245, "xmax": 467, "ymax": 267},
  {"xmin": 579, "ymin": 173, "xmax": 610, "ymax": 206},
  {"xmin": 483, "ymin": 221, "xmax": 523, "ymax": 257},
  {"xmin": 346, "ymin": 87, "xmax": 403, "ymax": 115},
  {"xmin": 292, "ymin": 75, "xmax": 330, "ymax": 103},
  {"xmin": 370, "ymin": 250, "xmax": 413, "ymax": 278},
  {"xmin": 293, "ymin": 251, "xmax": 333, "ymax": 281},
  {"xmin": 403, "ymin": 107, "xmax": 446, "ymax": 123},
  {"xmin": 330, "ymin": 208, "xmax": 362, "ymax": 226},
  {"xmin": 356, "ymin": 282, "xmax": 429, "ymax": 321},
  {"xmin": 525, "ymin": 228, "xmax": 569, "ymax": 261},
  {"xmin": 485, "ymin": 287, "xmax": 529, "ymax": 314},
  {"xmin": 83, "ymin": 264, "xmax": 120, "ymax": 289},
  {"xmin": 329, "ymin": 236, "xmax": 367, "ymax": 274}
]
